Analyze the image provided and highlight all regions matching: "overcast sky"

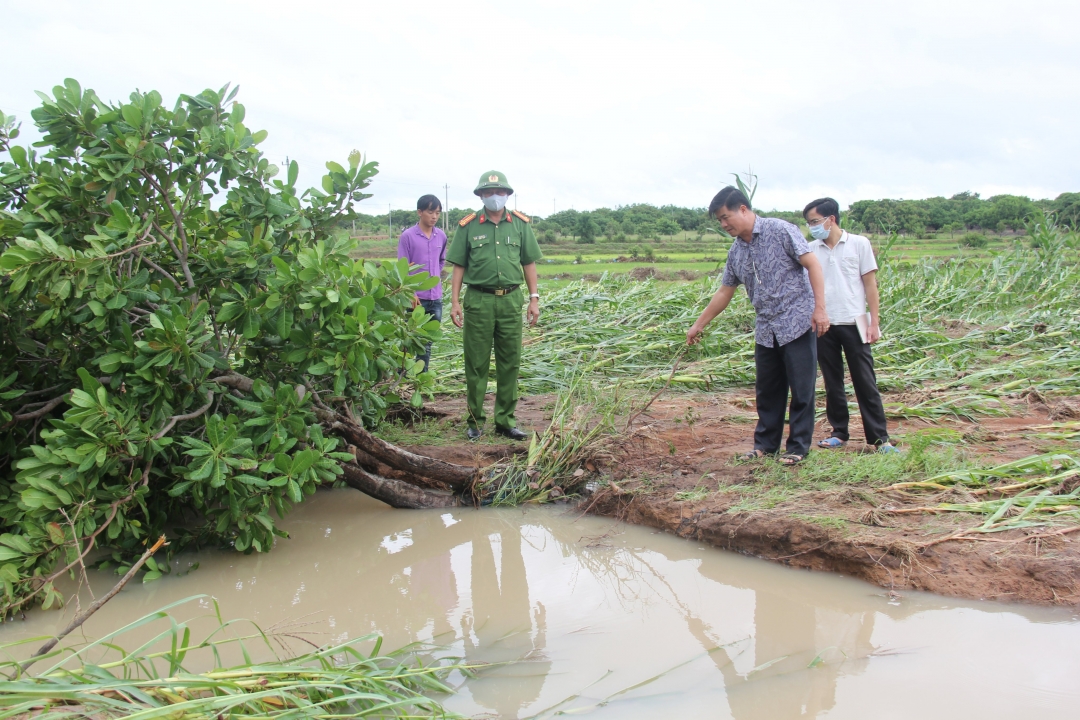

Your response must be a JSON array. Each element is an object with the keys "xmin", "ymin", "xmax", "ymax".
[{"xmin": 3, "ymin": 0, "xmax": 1078, "ymax": 215}]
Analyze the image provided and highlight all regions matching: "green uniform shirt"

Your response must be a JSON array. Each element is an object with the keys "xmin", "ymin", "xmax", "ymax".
[{"xmin": 446, "ymin": 210, "xmax": 543, "ymax": 287}]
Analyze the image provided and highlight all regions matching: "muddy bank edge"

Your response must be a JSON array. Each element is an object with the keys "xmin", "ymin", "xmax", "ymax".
[{"xmin": 587, "ymin": 490, "xmax": 1080, "ymax": 606}]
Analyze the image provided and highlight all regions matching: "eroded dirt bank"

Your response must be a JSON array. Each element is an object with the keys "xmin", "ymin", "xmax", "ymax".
[
  {"xmin": 403, "ymin": 392, "xmax": 1080, "ymax": 606},
  {"xmin": 587, "ymin": 489, "xmax": 1080, "ymax": 606}
]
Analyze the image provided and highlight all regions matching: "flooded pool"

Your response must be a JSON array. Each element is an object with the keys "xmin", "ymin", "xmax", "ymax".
[{"xmin": 5, "ymin": 488, "xmax": 1080, "ymax": 718}]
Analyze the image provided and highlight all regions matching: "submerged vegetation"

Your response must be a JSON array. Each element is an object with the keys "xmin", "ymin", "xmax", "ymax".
[{"xmin": 0, "ymin": 596, "xmax": 463, "ymax": 718}]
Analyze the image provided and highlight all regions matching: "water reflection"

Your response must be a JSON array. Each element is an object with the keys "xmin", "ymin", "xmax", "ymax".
[
  {"xmin": 7, "ymin": 489, "xmax": 1079, "ymax": 720},
  {"xmin": 464, "ymin": 528, "xmax": 550, "ymax": 716}
]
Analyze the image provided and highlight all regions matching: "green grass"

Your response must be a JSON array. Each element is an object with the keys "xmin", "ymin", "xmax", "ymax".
[
  {"xmin": 673, "ymin": 487, "xmax": 711, "ymax": 502},
  {"xmin": 721, "ymin": 430, "xmax": 977, "ymax": 513},
  {"xmin": 790, "ymin": 514, "xmax": 850, "ymax": 530},
  {"xmin": 374, "ymin": 414, "xmax": 522, "ymax": 448},
  {"xmin": 0, "ymin": 595, "xmax": 465, "ymax": 718}
]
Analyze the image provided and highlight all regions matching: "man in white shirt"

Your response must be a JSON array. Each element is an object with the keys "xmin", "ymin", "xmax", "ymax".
[{"xmin": 803, "ymin": 198, "xmax": 896, "ymax": 453}]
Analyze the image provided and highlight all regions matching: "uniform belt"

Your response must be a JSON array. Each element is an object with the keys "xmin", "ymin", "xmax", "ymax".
[{"xmin": 468, "ymin": 285, "xmax": 519, "ymax": 296}]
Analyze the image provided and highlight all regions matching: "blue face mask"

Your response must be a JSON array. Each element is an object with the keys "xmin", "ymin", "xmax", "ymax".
[
  {"xmin": 809, "ymin": 222, "xmax": 830, "ymax": 240},
  {"xmin": 482, "ymin": 193, "xmax": 508, "ymax": 212}
]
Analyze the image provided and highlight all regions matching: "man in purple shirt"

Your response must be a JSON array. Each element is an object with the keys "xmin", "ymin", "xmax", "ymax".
[
  {"xmin": 687, "ymin": 186, "xmax": 830, "ymax": 465},
  {"xmin": 398, "ymin": 194, "xmax": 447, "ymax": 372}
]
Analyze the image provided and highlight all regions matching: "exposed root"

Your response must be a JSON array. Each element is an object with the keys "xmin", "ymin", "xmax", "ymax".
[
  {"xmin": 858, "ymin": 508, "xmax": 890, "ymax": 526},
  {"xmin": 339, "ymin": 464, "xmax": 459, "ymax": 509}
]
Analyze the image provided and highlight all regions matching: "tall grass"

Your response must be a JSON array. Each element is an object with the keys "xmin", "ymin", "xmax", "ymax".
[{"xmin": 0, "ymin": 596, "xmax": 464, "ymax": 718}]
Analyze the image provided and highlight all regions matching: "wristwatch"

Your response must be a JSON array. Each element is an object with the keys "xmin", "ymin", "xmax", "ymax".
[{"xmin": 529, "ymin": 293, "xmax": 540, "ymax": 300}]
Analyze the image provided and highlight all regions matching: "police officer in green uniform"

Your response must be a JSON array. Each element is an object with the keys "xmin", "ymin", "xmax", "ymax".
[{"xmin": 447, "ymin": 171, "xmax": 543, "ymax": 440}]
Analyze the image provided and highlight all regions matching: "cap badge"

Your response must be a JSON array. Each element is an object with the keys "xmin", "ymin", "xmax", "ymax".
[{"xmin": 488, "ymin": 174, "xmax": 499, "ymax": 182}]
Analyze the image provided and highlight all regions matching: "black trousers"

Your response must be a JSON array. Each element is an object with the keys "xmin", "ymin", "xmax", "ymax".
[
  {"xmin": 417, "ymin": 299, "xmax": 443, "ymax": 372},
  {"xmin": 754, "ymin": 328, "xmax": 817, "ymax": 457},
  {"xmin": 816, "ymin": 324, "xmax": 890, "ymax": 446}
]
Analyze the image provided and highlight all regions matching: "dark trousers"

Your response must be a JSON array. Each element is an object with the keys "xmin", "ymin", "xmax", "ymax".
[
  {"xmin": 417, "ymin": 299, "xmax": 443, "ymax": 372},
  {"xmin": 754, "ymin": 328, "xmax": 817, "ymax": 457},
  {"xmin": 817, "ymin": 324, "xmax": 890, "ymax": 446}
]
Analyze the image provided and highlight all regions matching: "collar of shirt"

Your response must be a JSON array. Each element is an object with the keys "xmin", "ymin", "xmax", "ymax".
[
  {"xmin": 478, "ymin": 209, "xmax": 514, "ymax": 225},
  {"xmin": 811, "ymin": 230, "xmax": 849, "ymax": 251},
  {"xmin": 749, "ymin": 214, "xmax": 765, "ymax": 241},
  {"xmin": 408, "ymin": 223, "xmax": 442, "ymax": 240}
]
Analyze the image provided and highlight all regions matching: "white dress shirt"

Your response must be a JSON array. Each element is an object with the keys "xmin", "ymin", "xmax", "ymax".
[{"xmin": 809, "ymin": 231, "xmax": 878, "ymax": 324}]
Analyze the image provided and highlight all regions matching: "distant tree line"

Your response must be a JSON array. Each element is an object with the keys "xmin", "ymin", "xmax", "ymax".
[
  {"xmin": 532, "ymin": 204, "xmax": 723, "ymax": 243},
  {"xmin": 341, "ymin": 191, "xmax": 1080, "ymax": 241},
  {"xmin": 847, "ymin": 192, "xmax": 1080, "ymax": 235}
]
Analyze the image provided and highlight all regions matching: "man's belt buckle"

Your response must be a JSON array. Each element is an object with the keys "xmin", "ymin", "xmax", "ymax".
[{"xmin": 493, "ymin": 288, "xmax": 509, "ymax": 296}]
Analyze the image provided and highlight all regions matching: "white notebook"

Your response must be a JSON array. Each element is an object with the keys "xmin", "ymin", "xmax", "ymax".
[{"xmin": 854, "ymin": 313, "xmax": 874, "ymax": 344}]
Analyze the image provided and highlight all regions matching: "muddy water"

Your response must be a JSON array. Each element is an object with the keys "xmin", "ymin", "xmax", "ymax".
[{"xmin": 6, "ymin": 489, "xmax": 1080, "ymax": 719}]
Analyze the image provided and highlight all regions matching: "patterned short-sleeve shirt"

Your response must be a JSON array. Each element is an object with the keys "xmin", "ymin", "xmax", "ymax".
[{"xmin": 721, "ymin": 216, "xmax": 814, "ymax": 348}]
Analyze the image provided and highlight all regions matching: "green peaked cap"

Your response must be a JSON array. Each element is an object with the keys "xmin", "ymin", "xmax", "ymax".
[{"xmin": 473, "ymin": 170, "xmax": 514, "ymax": 196}]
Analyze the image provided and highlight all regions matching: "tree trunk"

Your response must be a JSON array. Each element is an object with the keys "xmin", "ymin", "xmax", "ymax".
[
  {"xmin": 213, "ymin": 372, "xmax": 476, "ymax": 501},
  {"xmin": 339, "ymin": 464, "xmax": 460, "ymax": 509},
  {"xmin": 329, "ymin": 418, "xmax": 475, "ymax": 492}
]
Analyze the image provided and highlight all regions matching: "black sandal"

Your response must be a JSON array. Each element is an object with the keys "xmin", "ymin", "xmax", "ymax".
[
  {"xmin": 779, "ymin": 453, "xmax": 805, "ymax": 466},
  {"xmin": 736, "ymin": 449, "xmax": 767, "ymax": 461}
]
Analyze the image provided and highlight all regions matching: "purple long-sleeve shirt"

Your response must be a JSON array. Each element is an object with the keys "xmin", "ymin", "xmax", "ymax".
[{"xmin": 397, "ymin": 224, "xmax": 447, "ymax": 300}]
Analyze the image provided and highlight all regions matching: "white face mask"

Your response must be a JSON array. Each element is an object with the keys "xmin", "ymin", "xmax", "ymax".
[
  {"xmin": 809, "ymin": 221, "xmax": 831, "ymax": 240},
  {"xmin": 482, "ymin": 193, "xmax": 508, "ymax": 212}
]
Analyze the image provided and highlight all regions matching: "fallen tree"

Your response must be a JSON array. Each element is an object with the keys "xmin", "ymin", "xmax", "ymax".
[{"xmin": 0, "ymin": 82, "xmax": 486, "ymax": 615}]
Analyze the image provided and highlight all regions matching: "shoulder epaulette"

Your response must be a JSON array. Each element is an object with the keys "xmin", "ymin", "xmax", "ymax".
[
  {"xmin": 511, "ymin": 210, "xmax": 530, "ymax": 223},
  {"xmin": 458, "ymin": 213, "xmax": 476, "ymax": 227}
]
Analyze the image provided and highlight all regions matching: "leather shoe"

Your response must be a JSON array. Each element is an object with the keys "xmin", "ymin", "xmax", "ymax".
[
  {"xmin": 466, "ymin": 426, "xmax": 483, "ymax": 441},
  {"xmin": 495, "ymin": 426, "xmax": 529, "ymax": 441}
]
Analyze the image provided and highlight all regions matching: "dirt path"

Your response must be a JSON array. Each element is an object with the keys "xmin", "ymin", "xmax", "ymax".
[{"xmin": 398, "ymin": 392, "xmax": 1080, "ymax": 606}]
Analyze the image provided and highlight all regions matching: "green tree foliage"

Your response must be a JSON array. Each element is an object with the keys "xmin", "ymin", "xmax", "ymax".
[
  {"xmin": 0, "ymin": 81, "xmax": 440, "ymax": 613},
  {"xmin": 537, "ymin": 204, "xmax": 719, "ymax": 239},
  {"xmin": 848, "ymin": 198, "xmax": 930, "ymax": 234},
  {"xmin": 1050, "ymin": 192, "xmax": 1080, "ymax": 228},
  {"xmin": 846, "ymin": 191, "xmax": 1042, "ymax": 235},
  {"xmin": 575, "ymin": 212, "xmax": 599, "ymax": 243}
]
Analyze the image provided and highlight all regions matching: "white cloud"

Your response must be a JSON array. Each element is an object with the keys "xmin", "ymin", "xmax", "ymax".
[{"xmin": 2, "ymin": 0, "xmax": 1077, "ymax": 214}]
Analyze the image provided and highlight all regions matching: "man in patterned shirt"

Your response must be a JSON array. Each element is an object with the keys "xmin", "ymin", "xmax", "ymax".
[{"xmin": 687, "ymin": 186, "xmax": 830, "ymax": 465}]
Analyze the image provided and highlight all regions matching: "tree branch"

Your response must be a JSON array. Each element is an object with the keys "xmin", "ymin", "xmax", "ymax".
[
  {"xmin": 339, "ymin": 464, "xmax": 458, "ymax": 509},
  {"xmin": 137, "ymin": 251, "xmax": 183, "ymax": 291},
  {"xmin": 212, "ymin": 373, "xmax": 254, "ymax": 394},
  {"xmin": 150, "ymin": 220, "xmax": 194, "ymax": 290},
  {"xmin": 140, "ymin": 169, "xmax": 190, "ymax": 258},
  {"xmin": 2, "ymin": 394, "xmax": 68, "ymax": 429},
  {"xmin": 216, "ymin": 371, "xmax": 475, "ymax": 490},
  {"xmin": 19, "ymin": 535, "xmax": 168, "ymax": 675},
  {"xmin": 18, "ymin": 383, "xmax": 65, "ymax": 399},
  {"xmin": 8, "ymin": 463, "xmax": 149, "ymax": 619},
  {"xmin": 152, "ymin": 390, "xmax": 213, "ymax": 440}
]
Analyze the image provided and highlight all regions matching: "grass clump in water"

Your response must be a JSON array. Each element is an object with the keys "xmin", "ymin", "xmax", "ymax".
[
  {"xmin": 477, "ymin": 373, "xmax": 622, "ymax": 506},
  {"xmin": 0, "ymin": 595, "xmax": 466, "ymax": 719}
]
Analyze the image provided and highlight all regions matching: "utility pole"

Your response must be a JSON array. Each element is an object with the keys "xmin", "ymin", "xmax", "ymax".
[
  {"xmin": 388, "ymin": 203, "xmax": 391, "ymax": 239},
  {"xmin": 444, "ymin": 183, "xmax": 449, "ymax": 233}
]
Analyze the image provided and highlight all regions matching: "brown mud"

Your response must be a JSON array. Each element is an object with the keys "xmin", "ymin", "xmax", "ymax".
[{"xmin": 404, "ymin": 391, "xmax": 1080, "ymax": 607}]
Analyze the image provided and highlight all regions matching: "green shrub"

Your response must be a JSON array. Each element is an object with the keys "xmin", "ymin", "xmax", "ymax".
[
  {"xmin": 960, "ymin": 232, "xmax": 988, "ymax": 248},
  {"xmin": 0, "ymin": 81, "xmax": 438, "ymax": 613}
]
